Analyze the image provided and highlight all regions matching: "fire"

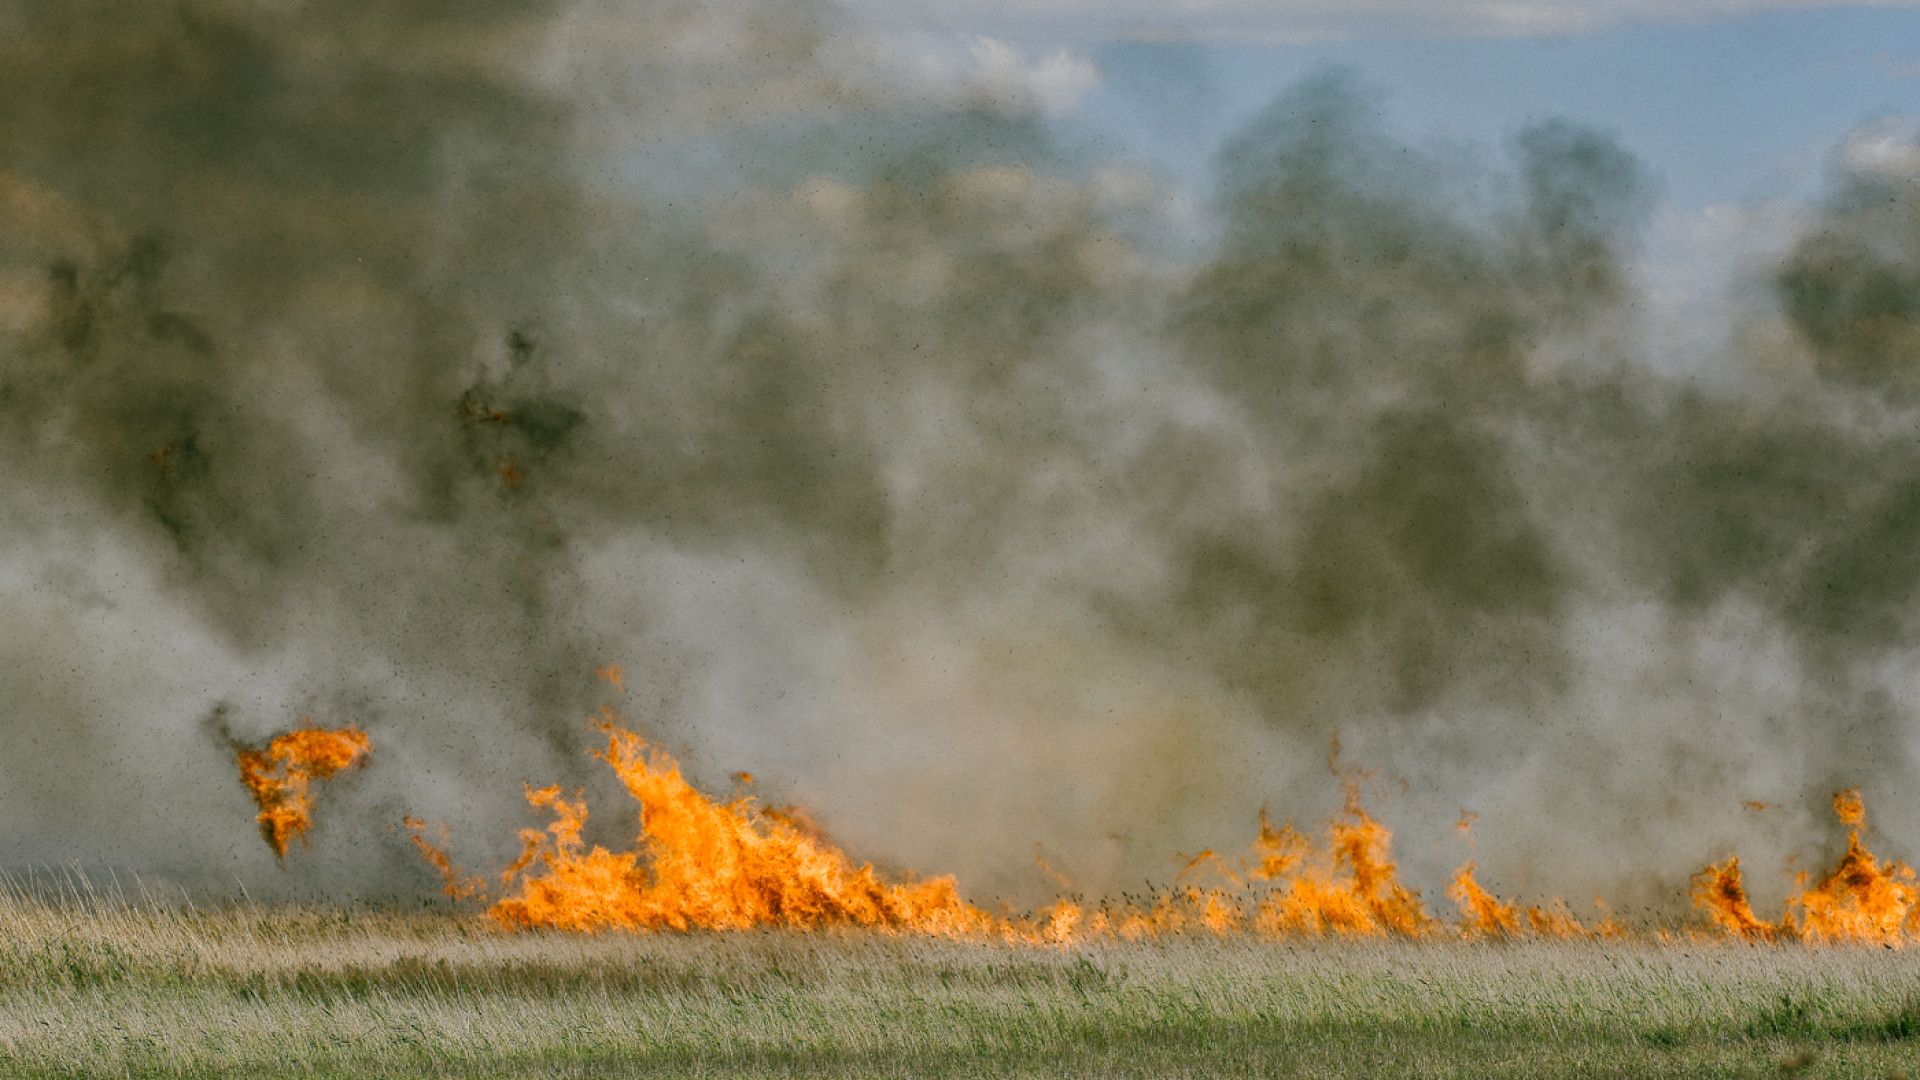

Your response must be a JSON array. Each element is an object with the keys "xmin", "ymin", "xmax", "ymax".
[
  {"xmin": 1833, "ymin": 787, "xmax": 1866, "ymax": 829},
  {"xmin": 409, "ymin": 704, "xmax": 1622, "ymax": 940},
  {"xmin": 403, "ymin": 816, "xmax": 486, "ymax": 901},
  {"xmin": 1791, "ymin": 789, "xmax": 1919, "ymax": 943},
  {"xmin": 234, "ymin": 723, "xmax": 371, "ymax": 858},
  {"xmin": 1445, "ymin": 863, "xmax": 1609, "ymax": 939},
  {"xmin": 1524, "ymin": 900, "xmax": 1601, "ymax": 938},
  {"xmin": 483, "ymin": 711, "xmax": 992, "ymax": 933},
  {"xmin": 1250, "ymin": 776, "xmax": 1433, "ymax": 937},
  {"xmin": 1448, "ymin": 862, "xmax": 1521, "ymax": 937},
  {"xmin": 1690, "ymin": 856, "xmax": 1777, "ymax": 939},
  {"xmin": 1035, "ymin": 779, "xmax": 1480, "ymax": 941},
  {"xmin": 1693, "ymin": 788, "xmax": 1920, "ymax": 944},
  {"xmin": 393, "ymin": 677, "xmax": 1920, "ymax": 944}
]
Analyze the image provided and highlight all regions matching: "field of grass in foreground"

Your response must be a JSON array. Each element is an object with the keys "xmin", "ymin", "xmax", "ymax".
[{"xmin": 4, "ymin": 886, "xmax": 1920, "ymax": 1078}]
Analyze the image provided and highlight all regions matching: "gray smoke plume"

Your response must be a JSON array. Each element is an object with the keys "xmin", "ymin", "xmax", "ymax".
[{"xmin": 2, "ymin": 1, "xmax": 1916, "ymax": 915}]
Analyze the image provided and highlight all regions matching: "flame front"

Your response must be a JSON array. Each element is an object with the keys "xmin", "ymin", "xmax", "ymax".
[
  {"xmin": 1448, "ymin": 862, "xmax": 1521, "ymax": 937},
  {"xmin": 996, "ymin": 776, "xmax": 1575, "ymax": 941},
  {"xmin": 1790, "ymin": 789, "xmax": 1920, "ymax": 943},
  {"xmin": 396, "ymin": 689, "xmax": 1920, "ymax": 944},
  {"xmin": 1690, "ymin": 856, "xmax": 1776, "ymax": 939},
  {"xmin": 486, "ymin": 712, "xmax": 991, "ymax": 933},
  {"xmin": 235, "ymin": 723, "xmax": 371, "ymax": 858},
  {"xmin": 1692, "ymin": 788, "xmax": 1920, "ymax": 944},
  {"xmin": 412, "ymin": 709, "xmax": 1619, "ymax": 940},
  {"xmin": 1251, "ymin": 777, "xmax": 1433, "ymax": 937}
]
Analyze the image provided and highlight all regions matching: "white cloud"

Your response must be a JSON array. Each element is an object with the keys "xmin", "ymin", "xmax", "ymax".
[
  {"xmin": 969, "ymin": 37, "xmax": 1102, "ymax": 115},
  {"xmin": 1837, "ymin": 116, "xmax": 1920, "ymax": 182},
  {"xmin": 875, "ymin": 33, "xmax": 1102, "ymax": 115},
  {"xmin": 839, "ymin": 0, "xmax": 1920, "ymax": 44}
]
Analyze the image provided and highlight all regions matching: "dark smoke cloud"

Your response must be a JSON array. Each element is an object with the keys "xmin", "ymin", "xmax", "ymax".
[
  {"xmin": 0, "ymin": 0, "xmax": 873, "ymax": 892},
  {"xmin": 2, "ymin": 2, "xmax": 1917, "ymax": 914}
]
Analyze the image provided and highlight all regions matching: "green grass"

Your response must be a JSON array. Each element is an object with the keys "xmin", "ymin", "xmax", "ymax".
[{"xmin": 3, "ymin": 884, "xmax": 1920, "ymax": 1078}]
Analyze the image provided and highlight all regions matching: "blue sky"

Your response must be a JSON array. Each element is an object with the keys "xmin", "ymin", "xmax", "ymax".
[{"xmin": 868, "ymin": 5, "xmax": 1920, "ymax": 212}]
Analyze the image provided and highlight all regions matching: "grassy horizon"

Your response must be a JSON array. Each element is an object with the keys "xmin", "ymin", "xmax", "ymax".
[{"xmin": 3, "ymin": 883, "xmax": 1920, "ymax": 1078}]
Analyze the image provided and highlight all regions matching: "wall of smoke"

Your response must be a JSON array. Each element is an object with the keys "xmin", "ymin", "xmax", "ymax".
[{"xmin": 1, "ymin": 0, "xmax": 1915, "ymax": 913}]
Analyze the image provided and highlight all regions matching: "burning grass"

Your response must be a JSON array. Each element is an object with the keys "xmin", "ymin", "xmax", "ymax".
[
  {"xmin": 478, "ymin": 712, "xmax": 990, "ymax": 936},
  {"xmin": 4, "ymin": 879, "xmax": 1920, "ymax": 1079},
  {"xmin": 160, "ymin": 696, "xmax": 1920, "ymax": 1074},
  {"xmin": 380, "ymin": 707, "xmax": 1917, "ymax": 951},
  {"xmin": 228, "ymin": 682, "xmax": 1920, "ymax": 951}
]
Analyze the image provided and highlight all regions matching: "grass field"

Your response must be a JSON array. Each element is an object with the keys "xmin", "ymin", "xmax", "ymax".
[{"xmin": 4, "ymin": 883, "xmax": 1920, "ymax": 1079}]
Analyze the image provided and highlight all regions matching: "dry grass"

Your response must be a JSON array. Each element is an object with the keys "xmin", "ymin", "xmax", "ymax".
[{"xmin": 4, "ymin": 878, "xmax": 1920, "ymax": 1078}]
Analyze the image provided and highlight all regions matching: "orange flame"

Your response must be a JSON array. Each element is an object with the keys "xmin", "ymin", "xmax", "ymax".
[
  {"xmin": 485, "ymin": 711, "xmax": 992, "ymax": 933},
  {"xmin": 1694, "ymin": 788, "xmax": 1920, "ymax": 944},
  {"xmin": 1789, "ymin": 789, "xmax": 1918, "ymax": 944},
  {"xmin": 1446, "ymin": 862, "xmax": 1606, "ymax": 939},
  {"xmin": 1055, "ymin": 775, "xmax": 1445, "ymax": 941},
  {"xmin": 1833, "ymin": 788, "xmax": 1866, "ymax": 829},
  {"xmin": 1690, "ymin": 856, "xmax": 1777, "ymax": 939},
  {"xmin": 411, "ymin": 714, "xmax": 1614, "ymax": 941},
  {"xmin": 1252, "ymin": 775, "xmax": 1433, "ymax": 937},
  {"xmin": 235, "ymin": 723, "xmax": 370, "ymax": 858},
  {"xmin": 1526, "ymin": 899, "xmax": 1601, "ymax": 937},
  {"xmin": 1448, "ymin": 862, "xmax": 1521, "ymax": 937},
  {"xmin": 403, "ymin": 816, "xmax": 486, "ymax": 901},
  {"xmin": 399, "ymin": 689, "xmax": 1920, "ymax": 944}
]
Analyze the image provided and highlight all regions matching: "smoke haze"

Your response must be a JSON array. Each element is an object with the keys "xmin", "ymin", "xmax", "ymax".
[{"xmin": 2, "ymin": 0, "xmax": 1917, "ymax": 914}]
